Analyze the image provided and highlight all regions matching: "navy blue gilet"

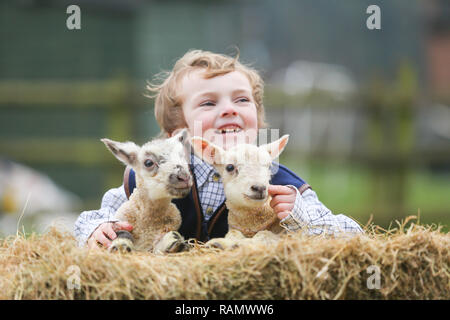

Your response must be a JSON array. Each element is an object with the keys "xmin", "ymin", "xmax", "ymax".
[{"xmin": 123, "ymin": 163, "xmax": 310, "ymax": 242}]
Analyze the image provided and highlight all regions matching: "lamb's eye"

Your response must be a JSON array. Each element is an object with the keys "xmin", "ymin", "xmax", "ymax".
[
  {"xmin": 144, "ymin": 159, "xmax": 154, "ymax": 168},
  {"xmin": 225, "ymin": 164, "xmax": 235, "ymax": 172}
]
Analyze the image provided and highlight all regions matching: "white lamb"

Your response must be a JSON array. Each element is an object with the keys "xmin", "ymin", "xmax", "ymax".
[
  {"xmin": 101, "ymin": 129, "xmax": 193, "ymax": 254},
  {"xmin": 190, "ymin": 135, "xmax": 290, "ymax": 249}
]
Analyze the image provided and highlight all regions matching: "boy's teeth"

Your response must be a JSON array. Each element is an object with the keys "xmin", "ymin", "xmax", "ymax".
[{"xmin": 219, "ymin": 128, "xmax": 241, "ymax": 134}]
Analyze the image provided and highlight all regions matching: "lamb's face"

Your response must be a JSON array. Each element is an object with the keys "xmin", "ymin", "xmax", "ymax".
[
  {"xmin": 191, "ymin": 134, "xmax": 289, "ymax": 209},
  {"xmin": 217, "ymin": 144, "xmax": 273, "ymax": 208},
  {"xmin": 102, "ymin": 129, "xmax": 193, "ymax": 200},
  {"xmin": 136, "ymin": 134, "xmax": 192, "ymax": 199}
]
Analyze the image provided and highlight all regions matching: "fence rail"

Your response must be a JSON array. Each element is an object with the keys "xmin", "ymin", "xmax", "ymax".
[
  {"xmin": 0, "ymin": 79, "xmax": 139, "ymax": 204},
  {"xmin": 1, "ymin": 80, "xmax": 448, "ymax": 220}
]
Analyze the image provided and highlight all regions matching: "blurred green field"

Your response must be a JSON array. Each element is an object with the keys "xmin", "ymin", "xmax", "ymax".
[{"xmin": 281, "ymin": 155, "xmax": 450, "ymax": 232}]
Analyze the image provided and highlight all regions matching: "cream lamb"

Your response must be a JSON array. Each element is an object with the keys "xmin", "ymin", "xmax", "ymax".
[
  {"xmin": 191, "ymin": 135, "xmax": 290, "ymax": 249},
  {"xmin": 102, "ymin": 129, "xmax": 192, "ymax": 254}
]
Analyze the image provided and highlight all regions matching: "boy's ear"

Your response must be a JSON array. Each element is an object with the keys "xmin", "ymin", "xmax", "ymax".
[
  {"xmin": 190, "ymin": 137, "xmax": 224, "ymax": 165},
  {"xmin": 261, "ymin": 134, "xmax": 289, "ymax": 160},
  {"xmin": 101, "ymin": 138, "xmax": 140, "ymax": 167}
]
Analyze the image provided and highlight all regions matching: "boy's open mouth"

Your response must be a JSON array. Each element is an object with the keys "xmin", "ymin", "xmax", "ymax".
[{"xmin": 214, "ymin": 125, "xmax": 243, "ymax": 134}]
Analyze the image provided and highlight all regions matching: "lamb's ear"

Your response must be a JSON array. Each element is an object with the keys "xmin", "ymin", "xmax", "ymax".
[
  {"xmin": 101, "ymin": 138, "xmax": 139, "ymax": 167},
  {"xmin": 172, "ymin": 128, "xmax": 190, "ymax": 147},
  {"xmin": 190, "ymin": 137, "xmax": 224, "ymax": 165},
  {"xmin": 261, "ymin": 134, "xmax": 289, "ymax": 160}
]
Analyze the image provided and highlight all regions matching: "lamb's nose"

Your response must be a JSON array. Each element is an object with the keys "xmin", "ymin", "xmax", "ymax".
[
  {"xmin": 169, "ymin": 171, "xmax": 191, "ymax": 188},
  {"xmin": 251, "ymin": 185, "xmax": 266, "ymax": 194},
  {"xmin": 177, "ymin": 171, "xmax": 190, "ymax": 183}
]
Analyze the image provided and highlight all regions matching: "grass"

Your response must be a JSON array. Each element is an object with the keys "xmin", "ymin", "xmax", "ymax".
[{"xmin": 0, "ymin": 217, "xmax": 448, "ymax": 300}]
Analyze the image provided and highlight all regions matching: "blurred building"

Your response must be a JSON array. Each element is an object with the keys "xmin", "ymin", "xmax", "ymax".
[{"xmin": 425, "ymin": 0, "xmax": 450, "ymax": 100}]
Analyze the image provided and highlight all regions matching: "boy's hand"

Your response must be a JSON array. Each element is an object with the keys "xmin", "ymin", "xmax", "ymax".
[
  {"xmin": 268, "ymin": 185, "xmax": 296, "ymax": 220},
  {"xmin": 87, "ymin": 221, "xmax": 133, "ymax": 250}
]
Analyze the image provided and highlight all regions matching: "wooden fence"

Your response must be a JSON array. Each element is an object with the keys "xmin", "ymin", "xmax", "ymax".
[
  {"xmin": 0, "ymin": 77, "xmax": 147, "ymax": 207},
  {"xmin": 0, "ymin": 76, "xmax": 448, "ymax": 224}
]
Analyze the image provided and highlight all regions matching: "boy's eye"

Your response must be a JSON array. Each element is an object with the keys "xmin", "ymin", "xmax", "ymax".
[
  {"xmin": 200, "ymin": 101, "xmax": 215, "ymax": 107},
  {"xmin": 236, "ymin": 97, "xmax": 250, "ymax": 103}
]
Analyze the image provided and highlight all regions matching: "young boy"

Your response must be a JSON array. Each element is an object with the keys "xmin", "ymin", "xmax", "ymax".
[{"xmin": 74, "ymin": 50, "xmax": 363, "ymax": 249}]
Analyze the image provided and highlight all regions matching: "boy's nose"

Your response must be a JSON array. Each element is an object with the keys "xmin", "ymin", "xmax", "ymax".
[{"xmin": 220, "ymin": 103, "xmax": 238, "ymax": 117}]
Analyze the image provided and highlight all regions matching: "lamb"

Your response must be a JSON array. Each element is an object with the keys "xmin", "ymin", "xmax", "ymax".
[
  {"xmin": 101, "ymin": 129, "xmax": 193, "ymax": 254},
  {"xmin": 190, "ymin": 135, "xmax": 290, "ymax": 249}
]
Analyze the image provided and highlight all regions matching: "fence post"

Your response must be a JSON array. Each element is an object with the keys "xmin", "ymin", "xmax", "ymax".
[
  {"xmin": 364, "ymin": 63, "xmax": 416, "ymax": 223},
  {"xmin": 104, "ymin": 75, "xmax": 134, "ymax": 189}
]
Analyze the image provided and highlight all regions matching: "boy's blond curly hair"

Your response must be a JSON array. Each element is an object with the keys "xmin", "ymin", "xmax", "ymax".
[{"xmin": 146, "ymin": 49, "xmax": 267, "ymax": 137}]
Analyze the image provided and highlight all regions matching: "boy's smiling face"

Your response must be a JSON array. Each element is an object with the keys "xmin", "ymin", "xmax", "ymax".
[{"xmin": 180, "ymin": 69, "xmax": 258, "ymax": 149}]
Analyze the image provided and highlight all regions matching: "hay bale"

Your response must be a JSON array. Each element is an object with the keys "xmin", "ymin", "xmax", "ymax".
[{"xmin": 0, "ymin": 219, "xmax": 448, "ymax": 300}]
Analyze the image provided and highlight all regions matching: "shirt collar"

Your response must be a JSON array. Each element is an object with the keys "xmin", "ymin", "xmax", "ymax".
[{"xmin": 191, "ymin": 154, "xmax": 218, "ymax": 188}]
